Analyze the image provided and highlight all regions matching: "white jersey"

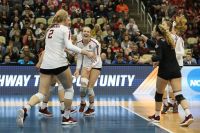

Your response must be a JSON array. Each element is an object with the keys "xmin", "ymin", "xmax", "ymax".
[
  {"xmin": 76, "ymin": 38, "xmax": 102, "ymax": 69},
  {"xmin": 172, "ymin": 34, "xmax": 184, "ymax": 67},
  {"xmin": 41, "ymin": 24, "xmax": 81, "ymax": 69}
]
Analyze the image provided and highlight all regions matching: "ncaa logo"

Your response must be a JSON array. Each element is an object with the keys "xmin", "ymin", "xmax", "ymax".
[{"xmin": 187, "ymin": 69, "xmax": 200, "ymax": 92}]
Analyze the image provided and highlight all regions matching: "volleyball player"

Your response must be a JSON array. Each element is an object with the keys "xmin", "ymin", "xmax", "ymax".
[
  {"xmin": 147, "ymin": 25, "xmax": 193, "ymax": 127},
  {"xmin": 161, "ymin": 18, "xmax": 185, "ymax": 114},
  {"xmin": 74, "ymin": 27, "xmax": 102, "ymax": 116},
  {"xmin": 36, "ymin": 51, "xmax": 76, "ymax": 117},
  {"xmin": 16, "ymin": 9, "xmax": 96, "ymax": 127}
]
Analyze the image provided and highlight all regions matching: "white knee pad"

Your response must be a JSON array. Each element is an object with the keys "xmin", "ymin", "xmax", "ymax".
[
  {"xmin": 88, "ymin": 89, "xmax": 95, "ymax": 96},
  {"xmin": 35, "ymin": 92, "xmax": 45, "ymax": 102},
  {"xmin": 64, "ymin": 86, "xmax": 74, "ymax": 100},
  {"xmin": 58, "ymin": 84, "xmax": 64, "ymax": 91},
  {"xmin": 80, "ymin": 78, "xmax": 89, "ymax": 88}
]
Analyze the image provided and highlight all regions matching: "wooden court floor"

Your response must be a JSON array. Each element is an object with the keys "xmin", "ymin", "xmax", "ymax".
[{"xmin": 0, "ymin": 96, "xmax": 199, "ymax": 133}]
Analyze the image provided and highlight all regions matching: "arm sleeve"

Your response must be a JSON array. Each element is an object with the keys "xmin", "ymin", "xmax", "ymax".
[
  {"xmin": 175, "ymin": 37, "xmax": 184, "ymax": 57},
  {"xmin": 64, "ymin": 31, "xmax": 82, "ymax": 54}
]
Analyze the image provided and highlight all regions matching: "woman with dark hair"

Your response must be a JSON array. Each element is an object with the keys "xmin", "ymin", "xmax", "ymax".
[{"xmin": 144, "ymin": 25, "xmax": 193, "ymax": 127}]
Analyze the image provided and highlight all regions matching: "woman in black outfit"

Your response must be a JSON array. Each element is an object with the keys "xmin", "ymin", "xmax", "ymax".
[{"xmin": 144, "ymin": 25, "xmax": 194, "ymax": 127}]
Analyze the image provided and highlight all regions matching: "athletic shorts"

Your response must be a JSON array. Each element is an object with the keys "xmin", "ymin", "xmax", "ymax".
[
  {"xmin": 158, "ymin": 71, "xmax": 181, "ymax": 80},
  {"xmin": 92, "ymin": 68, "xmax": 102, "ymax": 71},
  {"xmin": 40, "ymin": 66, "xmax": 68, "ymax": 75}
]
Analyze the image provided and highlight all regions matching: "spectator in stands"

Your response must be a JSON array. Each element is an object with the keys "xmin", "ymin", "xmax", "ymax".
[
  {"xmin": 101, "ymin": 41, "xmax": 108, "ymax": 53},
  {"xmin": 93, "ymin": 0, "xmax": 102, "ymax": 17},
  {"xmin": 22, "ymin": 5, "xmax": 35, "ymax": 19},
  {"xmin": 101, "ymin": 52, "xmax": 111, "ymax": 64},
  {"xmin": 69, "ymin": 0, "xmax": 81, "ymax": 18},
  {"xmin": 106, "ymin": 0, "xmax": 115, "ymax": 20},
  {"xmin": 10, "ymin": 16, "xmax": 23, "ymax": 30},
  {"xmin": 73, "ymin": 18, "xmax": 84, "ymax": 29},
  {"xmin": 29, "ymin": 18, "xmax": 37, "ymax": 31},
  {"xmin": 5, "ymin": 40, "xmax": 19, "ymax": 62},
  {"xmin": 22, "ymin": 28, "xmax": 36, "ymax": 51},
  {"xmin": 34, "ymin": 0, "xmax": 45, "ymax": 16},
  {"xmin": 121, "ymin": 33, "xmax": 132, "ymax": 51},
  {"xmin": 0, "ymin": 23, "xmax": 7, "ymax": 37},
  {"xmin": 81, "ymin": 0, "xmax": 92, "ymax": 17},
  {"xmin": 114, "ymin": 23, "xmax": 126, "ymax": 43},
  {"xmin": 91, "ymin": 24, "xmax": 102, "ymax": 37},
  {"xmin": 0, "ymin": 0, "xmax": 9, "ymax": 13},
  {"xmin": 125, "ymin": 42, "xmax": 139, "ymax": 61},
  {"xmin": 47, "ymin": 0, "xmax": 58, "ymax": 11},
  {"xmin": 138, "ymin": 39, "xmax": 150, "ymax": 56},
  {"xmin": 38, "ymin": 5, "xmax": 50, "ymax": 18},
  {"xmin": 111, "ymin": 40, "xmax": 123, "ymax": 56},
  {"xmin": 104, "ymin": 28, "xmax": 114, "ymax": 45},
  {"xmin": 35, "ymin": 23, "xmax": 46, "ymax": 52},
  {"xmin": 0, "ymin": 40, "xmax": 6, "ymax": 63},
  {"xmin": 112, "ymin": 52, "xmax": 126, "ymax": 64},
  {"xmin": 10, "ymin": 9, "xmax": 20, "ymax": 21},
  {"xmin": 123, "ymin": 12, "xmax": 130, "ymax": 25},
  {"xmin": 126, "ymin": 18, "xmax": 139, "ymax": 36},
  {"xmin": 128, "ymin": 54, "xmax": 140, "ymax": 64},
  {"xmin": 20, "ymin": 45, "xmax": 35, "ymax": 62},
  {"xmin": 106, "ymin": 47, "xmax": 115, "ymax": 62},
  {"xmin": 184, "ymin": 53, "xmax": 197, "ymax": 65},
  {"xmin": 12, "ymin": 30, "xmax": 22, "ymax": 50},
  {"xmin": 115, "ymin": 0, "xmax": 129, "ymax": 13},
  {"xmin": 18, "ymin": 55, "xmax": 34, "ymax": 65},
  {"xmin": 9, "ymin": 23, "xmax": 21, "ymax": 39},
  {"xmin": 192, "ymin": 44, "xmax": 200, "ymax": 62},
  {"xmin": 0, "ymin": 10, "xmax": 9, "ymax": 29},
  {"xmin": 2, "ymin": 55, "xmax": 16, "ymax": 64},
  {"xmin": 96, "ymin": 4, "xmax": 108, "ymax": 19},
  {"xmin": 23, "ymin": 0, "xmax": 34, "ymax": 8}
]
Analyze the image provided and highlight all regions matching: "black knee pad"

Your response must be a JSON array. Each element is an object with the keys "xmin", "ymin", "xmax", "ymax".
[
  {"xmin": 155, "ymin": 92, "xmax": 163, "ymax": 102},
  {"xmin": 175, "ymin": 94, "xmax": 185, "ymax": 104}
]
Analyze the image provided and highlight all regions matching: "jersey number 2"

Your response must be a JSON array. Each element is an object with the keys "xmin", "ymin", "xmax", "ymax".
[{"xmin": 48, "ymin": 29, "xmax": 54, "ymax": 38}]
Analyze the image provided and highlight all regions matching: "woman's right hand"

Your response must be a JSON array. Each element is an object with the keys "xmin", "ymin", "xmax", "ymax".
[
  {"xmin": 86, "ymin": 51, "xmax": 97, "ymax": 62},
  {"xmin": 74, "ymin": 70, "xmax": 80, "ymax": 78}
]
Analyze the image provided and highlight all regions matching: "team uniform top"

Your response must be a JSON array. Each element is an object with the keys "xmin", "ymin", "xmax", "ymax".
[
  {"xmin": 172, "ymin": 34, "xmax": 185, "ymax": 67},
  {"xmin": 41, "ymin": 24, "xmax": 82, "ymax": 69},
  {"xmin": 148, "ymin": 38, "xmax": 181, "ymax": 79},
  {"xmin": 76, "ymin": 38, "xmax": 102, "ymax": 69}
]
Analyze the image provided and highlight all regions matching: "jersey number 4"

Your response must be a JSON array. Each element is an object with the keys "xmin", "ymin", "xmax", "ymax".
[{"xmin": 48, "ymin": 29, "xmax": 54, "ymax": 38}]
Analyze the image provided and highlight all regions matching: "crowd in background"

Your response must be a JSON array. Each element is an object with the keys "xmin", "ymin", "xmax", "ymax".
[
  {"xmin": 0, "ymin": 0, "xmax": 199, "ymax": 65},
  {"xmin": 143, "ymin": 0, "xmax": 200, "ymax": 64}
]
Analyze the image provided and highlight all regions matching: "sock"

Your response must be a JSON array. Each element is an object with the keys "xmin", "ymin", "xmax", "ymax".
[
  {"xmin": 163, "ymin": 99, "xmax": 168, "ymax": 106},
  {"xmin": 81, "ymin": 97, "xmax": 86, "ymax": 104},
  {"xmin": 155, "ymin": 111, "xmax": 160, "ymax": 117},
  {"xmin": 24, "ymin": 104, "xmax": 31, "ymax": 112},
  {"xmin": 89, "ymin": 102, "xmax": 94, "ymax": 109},
  {"xmin": 169, "ymin": 98, "xmax": 175, "ymax": 105},
  {"xmin": 60, "ymin": 101, "xmax": 65, "ymax": 111},
  {"xmin": 185, "ymin": 109, "xmax": 191, "ymax": 117},
  {"xmin": 41, "ymin": 102, "xmax": 47, "ymax": 109},
  {"xmin": 64, "ymin": 110, "xmax": 70, "ymax": 119}
]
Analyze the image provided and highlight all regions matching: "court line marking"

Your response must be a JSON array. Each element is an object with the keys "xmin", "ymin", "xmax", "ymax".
[{"xmin": 120, "ymin": 105, "xmax": 173, "ymax": 133}]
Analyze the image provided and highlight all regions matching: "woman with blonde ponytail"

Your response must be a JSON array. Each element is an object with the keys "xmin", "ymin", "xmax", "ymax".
[
  {"xmin": 148, "ymin": 24, "xmax": 193, "ymax": 127},
  {"xmin": 17, "ymin": 9, "xmax": 96, "ymax": 127}
]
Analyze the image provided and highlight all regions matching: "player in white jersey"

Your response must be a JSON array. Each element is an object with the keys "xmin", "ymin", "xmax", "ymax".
[
  {"xmin": 74, "ymin": 27, "xmax": 102, "ymax": 116},
  {"xmin": 35, "ymin": 51, "xmax": 76, "ymax": 117},
  {"xmin": 161, "ymin": 18, "xmax": 185, "ymax": 114},
  {"xmin": 16, "ymin": 9, "xmax": 95, "ymax": 127}
]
